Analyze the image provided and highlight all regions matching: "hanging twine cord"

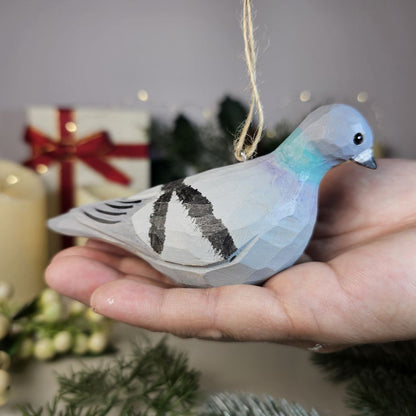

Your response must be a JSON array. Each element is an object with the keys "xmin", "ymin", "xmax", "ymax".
[{"xmin": 234, "ymin": 0, "xmax": 264, "ymax": 162}]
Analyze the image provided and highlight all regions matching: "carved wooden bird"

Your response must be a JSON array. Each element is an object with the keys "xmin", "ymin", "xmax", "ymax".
[{"xmin": 49, "ymin": 104, "xmax": 376, "ymax": 287}]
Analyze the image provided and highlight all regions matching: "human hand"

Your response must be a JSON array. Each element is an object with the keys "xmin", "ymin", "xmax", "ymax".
[{"xmin": 46, "ymin": 159, "xmax": 416, "ymax": 351}]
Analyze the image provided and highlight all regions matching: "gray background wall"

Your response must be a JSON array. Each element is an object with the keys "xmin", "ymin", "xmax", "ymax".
[{"xmin": 1, "ymin": 0, "xmax": 415, "ymax": 161}]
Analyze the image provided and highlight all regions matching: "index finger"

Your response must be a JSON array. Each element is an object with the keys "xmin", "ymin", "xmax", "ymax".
[{"xmin": 90, "ymin": 279, "xmax": 293, "ymax": 341}]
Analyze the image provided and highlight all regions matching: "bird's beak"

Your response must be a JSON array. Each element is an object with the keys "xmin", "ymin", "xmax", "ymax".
[{"xmin": 351, "ymin": 148, "xmax": 377, "ymax": 169}]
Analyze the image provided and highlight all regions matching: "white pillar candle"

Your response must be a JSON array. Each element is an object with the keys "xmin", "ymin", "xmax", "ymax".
[{"xmin": 0, "ymin": 160, "xmax": 47, "ymax": 306}]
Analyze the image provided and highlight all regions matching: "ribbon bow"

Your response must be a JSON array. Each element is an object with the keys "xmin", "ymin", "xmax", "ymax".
[
  {"xmin": 24, "ymin": 128, "xmax": 132, "ymax": 185},
  {"xmin": 23, "ymin": 108, "xmax": 148, "ymax": 247}
]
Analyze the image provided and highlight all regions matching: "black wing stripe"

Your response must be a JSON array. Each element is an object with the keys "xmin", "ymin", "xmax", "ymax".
[
  {"xmin": 148, "ymin": 179, "xmax": 237, "ymax": 259},
  {"xmin": 148, "ymin": 181, "xmax": 179, "ymax": 254},
  {"xmin": 83, "ymin": 211, "xmax": 121, "ymax": 224},
  {"xmin": 117, "ymin": 199, "xmax": 142, "ymax": 204},
  {"xmin": 95, "ymin": 208, "xmax": 126, "ymax": 216},
  {"xmin": 105, "ymin": 203, "xmax": 133, "ymax": 209},
  {"xmin": 174, "ymin": 183, "xmax": 237, "ymax": 259}
]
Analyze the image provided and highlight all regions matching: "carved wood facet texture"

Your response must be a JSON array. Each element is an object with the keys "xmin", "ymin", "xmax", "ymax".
[{"xmin": 49, "ymin": 104, "xmax": 376, "ymax": 286}]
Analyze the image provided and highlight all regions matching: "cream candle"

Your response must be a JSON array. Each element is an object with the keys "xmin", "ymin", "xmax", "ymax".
[{"xmin": 0, "ymin": 160, "xmax": 47, "ymax": 306}]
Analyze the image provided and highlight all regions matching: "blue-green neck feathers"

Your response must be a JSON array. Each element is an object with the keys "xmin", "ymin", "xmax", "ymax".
[{"xmin": 273, "ymin": 127, "xmax": 337, "ymax": 184}]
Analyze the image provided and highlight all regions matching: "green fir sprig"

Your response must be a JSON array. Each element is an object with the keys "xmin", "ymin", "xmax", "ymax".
[
  {"xmin": 200, "ymin": 393, "xmax": 321, "ymax": 416},
  {"xmin": 311, "ymin": 341, "xmax": 416, "ymax": 416},
  {"xmin": 16, "ymin": 336, "xmax": 325, "ymax": 416},
  {"xmin": 18, "ymin": 338, "xmax": 201, "ymax": 416}
]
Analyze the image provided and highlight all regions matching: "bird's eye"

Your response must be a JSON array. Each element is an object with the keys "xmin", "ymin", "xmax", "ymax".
[{"xmin": 353, "ymin": 132, "xmax": 364, "ymax": 145}]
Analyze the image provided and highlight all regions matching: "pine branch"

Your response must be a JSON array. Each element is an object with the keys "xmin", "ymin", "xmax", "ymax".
[
  {"xmin": 347, "ymin": 367, "xmax": 416, "ymax": 416},
  {"xmin": 200, "ymin": 393, "xmax": 321, "ymax": 416},
  {"xmin": 311, "ymin": 341, "xmax": 416, "ymax": 383},
  {"xmin": 18, "ymin": 338, "xmax": 201, "ymax": 416},
  {"xmin": 311, "ymin": 341, "xmax": 416, "ymax": 415},
  {"xmin": 218, "ymin": 96, "xmax": 248, "ymax": 139}
]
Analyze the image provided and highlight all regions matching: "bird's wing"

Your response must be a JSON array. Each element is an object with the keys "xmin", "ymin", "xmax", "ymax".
[
  {"xmin": 49, "ymin": 154, "xmax": 301, "ymax": 268},
  {"xmin": 132, "ymin": 177, "xmax": 244, "ymax": 266},
  {"xmin": 131, "ymin": 154, "xmax": 301, "ymax": 267}
]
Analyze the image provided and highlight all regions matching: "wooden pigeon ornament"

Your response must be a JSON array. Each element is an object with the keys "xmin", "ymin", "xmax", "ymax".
[{"xmin": 49, "ymin": 104, "xmax": 377, "ymax": 287}]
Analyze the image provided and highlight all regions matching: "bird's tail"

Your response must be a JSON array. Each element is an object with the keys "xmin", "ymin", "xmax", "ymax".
[
  {"xmin": 48, "ymin": 197, "xmax": 148, "ymax": 255},
  {"xmin": 48, "ymin": 212, "xmax": 95, "ymax": 239}
]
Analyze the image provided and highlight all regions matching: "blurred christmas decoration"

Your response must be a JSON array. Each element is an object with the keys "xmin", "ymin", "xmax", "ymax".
[
  {"xmin": 0, "ymin": 283, "xmax": 112, "ymax": 406},
  {"xmin": 0, "ymin": 161, "xmax": 47, "ymax": 306},
  {"xmin": 4, "ymin": 305, "xmax": 413, "ymax": 415},
  {"xmin": 18, "ymin": 338, "xmax": 200, "ymax": 416},
  {"xmin": 23, "ymin": 107, "xmax": 150, "ymax": 251},
  {"xmin": 15, "ymin": 336, "xmax": 321, "ymax": 416},
  {"xmin": 150, "ymin": 96, "xmax": 293, "ymax": 185},
  {"xmin": 311, "ymin": 341, "xmax": 416, "ymax": 416}
]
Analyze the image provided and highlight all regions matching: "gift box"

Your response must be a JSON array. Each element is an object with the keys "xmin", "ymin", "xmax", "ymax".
[{"xmin": 24, "ymin": 107, "xmax": 150, "ymax": 252}]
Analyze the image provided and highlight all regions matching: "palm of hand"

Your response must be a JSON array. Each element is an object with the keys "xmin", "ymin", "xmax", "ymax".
[{"xmin": 46, "ymin": 159, "xmax": 416, "ymax": 350}]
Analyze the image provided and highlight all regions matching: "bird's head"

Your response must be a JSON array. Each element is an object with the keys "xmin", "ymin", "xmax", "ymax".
[{"xmin": 299, "ymin": 104, "xmax": 377, "ymax": 169}]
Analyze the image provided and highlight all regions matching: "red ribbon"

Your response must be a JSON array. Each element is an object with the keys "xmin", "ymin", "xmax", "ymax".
[{"xmin": 24, "ymin": 108, "xmax": 148, "ymax": 247}]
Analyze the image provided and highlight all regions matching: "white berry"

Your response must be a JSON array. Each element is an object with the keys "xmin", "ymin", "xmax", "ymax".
[
  {"xmin": 53, "ymin": 331, "xmax": 73, "ymax": 353},
  {"xmin": 38, "ymin": 288, "xmax": 60, "ymax": 307},
  {"xmin": 88, "ymin": 332, "xmax": 108, "ymax": 354},
  {"xmin": 72, "ymin": 333, "xmax": 89, "ymax": 355},
  {"xmin": 18, "ymin": 338, "xmax": 34, "ymax": 359},
  {"xmin": 34, "ymin": 338, "xmax": 55, "ymax": 361},
  {"xmin": 85, "ymin": 308, "xmax": 105, "ymax": 323},
  {"xmin": 69, "ymin": 300, "xmax": 87, "ymax": 316},
  {"xmin": 37, "ymin": 301, "xmax": 63, "ymax": 323}
]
